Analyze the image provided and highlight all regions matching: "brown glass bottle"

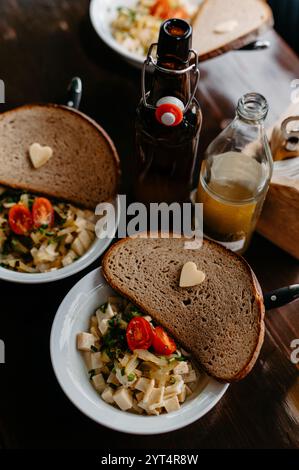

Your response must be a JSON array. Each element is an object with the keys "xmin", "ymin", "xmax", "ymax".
[{"xmin": 134, "ymin": 18, "xmax": 202, "ymax": 204}]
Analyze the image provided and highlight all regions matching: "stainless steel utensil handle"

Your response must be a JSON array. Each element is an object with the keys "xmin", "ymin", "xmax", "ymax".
[{"xmin": 237, "ymin": 40, "xmax": 271, "ymax": 51}]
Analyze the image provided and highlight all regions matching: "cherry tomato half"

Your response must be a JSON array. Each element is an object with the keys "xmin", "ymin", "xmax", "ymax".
[
  {"xmin": 150, "ymin": 0, "xmax": 188, "ymax": 19},
  {"xmin": 8, "ymin": 204, "xmax": 33, "ymax": 235},
  {"xmin": 126, "ymin": 317, "xmax": 153, "ymax": 351},
  {"xmin": 152, "ymin": 326, "xmax": 176, "ymax": 355},
  {"xmin": 32, "ymin": 197, "xmax": 54, "ymax": 228}
]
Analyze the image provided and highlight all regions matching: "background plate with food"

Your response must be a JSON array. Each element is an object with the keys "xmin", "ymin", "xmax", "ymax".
[
  {"xmin": 90, "ymin": 0, "xmax": 202, "ymax": 68},
  {"xmin": 89, "ymin": 0, "xmax": 273, "ymax": 68}
]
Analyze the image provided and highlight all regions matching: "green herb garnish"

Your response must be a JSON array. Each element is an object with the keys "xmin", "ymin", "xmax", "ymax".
[
  {"xmin": 99, "ymin": 302, "xmax": 108, "ymax": 313},
  {"xmin": 90, "ymin": 345, "xmax": 98, "ymax": 353},
  {"xmin": 176, "ymin": 356, "xmax": 188, "ymax": 362},
  {"xmin": 127, "ymin": 373, "xmax": 135, "ymax": 382}
]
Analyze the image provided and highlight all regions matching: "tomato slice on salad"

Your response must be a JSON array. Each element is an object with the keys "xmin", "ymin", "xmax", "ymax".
[
  {"xmin": 152, "ymin": 326, "xmax": 176, "ymax": 355},
  {"xmin": 126, "ymin": 317, "xmax": 153, "ymax": 351},
  {"xmin": 8, "ymin": 204, "xmax": 33, "ymax": 235},
  {"xmin": 32, "ymin": 197, "xmax": 54, "ymax": 228},
  {"xmin": 150, "ymin": 0, "xmax": 188, "ymax": 19}
]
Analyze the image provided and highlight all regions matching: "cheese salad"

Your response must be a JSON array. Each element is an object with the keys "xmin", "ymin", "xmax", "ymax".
[
  {"xmin": 77, "ymin": 296, "xmax": 201, "ymax": 415},
  {"xmin": 111, "ymin": 0, "xmax": 197, "ymax": 57},
  {"xmin": 0, "ymin": 186, "xmax": 96, "ymax": 273}
]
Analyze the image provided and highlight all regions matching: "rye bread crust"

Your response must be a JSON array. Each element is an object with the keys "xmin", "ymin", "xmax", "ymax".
[{"xmin": 102, "ymin": 236, "xmax": 265, "ymax": 383}]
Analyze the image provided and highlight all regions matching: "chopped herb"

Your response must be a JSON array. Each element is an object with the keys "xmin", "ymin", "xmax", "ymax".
[
  {"xmin": 99, "ymin": 302, "xmax": 108, "ymax": 313},
  {"xmin": 54, "ymin": 235, "xmax": 65, "ymax": 243},
  {"xmin": 88, "ymin": 369, "xmax": 96, "ymax": 380},
  {"xmin": 101, "ymin": 319, "xmax": 127, "ymax": 360},
  {"xmin": 90, "ymin": 345, "xmax": 98, "ymax": 353},
  {"xmin": 109, "ymin": 317, "xmax": 120, "ymax": 328},
  {"xmin": 112, "ymin": 367, "xmax": 116, "ymax": 374},
  {"xmin": 123, "ymin": 305, "xmax": 142, "ymax": 322},
  {"xmin": 127, "ymin": 373, "xmax": 135, "ymax": 382},
  {"xmin": 5, "ymin": 195, "xmax": 19, "ymax": 203},
  {"xmin": 109, "ymin": 383, "xmax": 117, "ymax": 390},
  {"xmin": 118, "ymin": 7, "xmax": 136, "ymax": 21},
  {"xmin": 28, "ymin": 197, "xmax": 34, "ymax": 210},
  {"xmin": 176, "ymin": 356, "xmax": 188, "ymax": 362},
  {"xmin": 128, "ymin": 9, "xmax": 136, "ymax": 21},
  {"xmin": 2, "ymin": 239, "xmax": 10, "ymax": 255},
  {"xmin": 121, "ymin": 367, "xmax": 125, "ymax": 376},
  {"xmin": 55, "ymin": 214, "xmax": 67, "ymax": 226}
]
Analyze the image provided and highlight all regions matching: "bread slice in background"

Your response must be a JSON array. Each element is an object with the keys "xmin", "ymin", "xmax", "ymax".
[
  {"xmin": 0, "ymin": 104, "xmax": 120, "ymax": 209},
  {"xmin": 194, "ymin": 0, "xmax": 274, "ymax": 61},
  {"xmin": 102, "ymin": 237, "xmax": 265, "ymax": 382}
]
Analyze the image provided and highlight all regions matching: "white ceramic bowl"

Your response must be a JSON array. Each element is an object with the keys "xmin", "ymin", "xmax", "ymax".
[
  {"xmin": 0, "ymin": 197, "xmax": 120, "ymax": 284},
  {"xmin": 89, "ymin": 0, "xmax": 202, "ymax": 69},
  {"xmin": 50, "ymin": 267, "xmax": 229, "ymax": 435}
]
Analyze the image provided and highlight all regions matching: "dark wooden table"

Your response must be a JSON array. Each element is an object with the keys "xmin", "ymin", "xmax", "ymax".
[{"xmin": 0, "ymin": 0, "xmax": 298, "ymax": 450}]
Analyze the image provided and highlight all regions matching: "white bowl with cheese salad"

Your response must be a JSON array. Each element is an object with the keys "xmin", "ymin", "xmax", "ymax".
[
  {"xmin": 50, "ymin": 267, "xmax": 229, "ymax": 434},
  {"xmin": 0, "ymin": 187, "xmax": 120, "ymax": 283},
  {"xmin": 89, "ymin": 0, "xmax": 202, "ymax": 68}
]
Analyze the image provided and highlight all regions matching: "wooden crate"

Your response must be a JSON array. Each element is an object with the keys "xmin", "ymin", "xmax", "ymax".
[{"xmin": 257, "ymin": 103, "xmax": 299, "ymax": 259}]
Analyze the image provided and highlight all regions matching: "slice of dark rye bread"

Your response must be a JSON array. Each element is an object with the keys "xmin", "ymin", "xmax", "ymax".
[
  {"xmin": 0, "ymin": 104, "xmax": 120, "ymax": 209},
  {"xmin": 102, "ymin": 237, "xmax": 265, "ymax": 382}
]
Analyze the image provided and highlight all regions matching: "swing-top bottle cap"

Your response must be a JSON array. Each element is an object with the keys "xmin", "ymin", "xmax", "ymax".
[
  {"xmin": 157, "ymin": 18, "xmax": 192, "ymax": 63},
  {"xmin": 155, "ymin": 96, "xmax": 184, "ymax": 126}
]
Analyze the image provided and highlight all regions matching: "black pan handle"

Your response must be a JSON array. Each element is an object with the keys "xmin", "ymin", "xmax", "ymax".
[
  {"xmin": 264, "ymin": 285, "xmax": 299, "ymax": 310},
  {"xmin": 237, "ymin": 40, "xmax": 271, "ymax": 51},
  {"xmin": 66, "ymin": 77, "xmax": 82, "ymax": 110}
]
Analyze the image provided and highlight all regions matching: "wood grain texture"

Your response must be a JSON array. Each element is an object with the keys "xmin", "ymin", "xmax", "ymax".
[
  {"xmin": 257, "ymin": 179, "xmax": 299, "ymax": 260},
  {"xmin": 0, "ymin": 0, "xmax": 298, "ymax": 450}
]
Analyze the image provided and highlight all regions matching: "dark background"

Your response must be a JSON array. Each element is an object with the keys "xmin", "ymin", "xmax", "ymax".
[
  {"xmin": 0, "ymin": 0, "xmax": 298, "ymax": 449},
  {"xmin": 269, "ymin": 0, "xmax": 299, "ymax": 55}
]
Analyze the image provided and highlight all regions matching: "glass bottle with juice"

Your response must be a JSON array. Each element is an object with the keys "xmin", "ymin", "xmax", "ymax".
[{"xmin": 198, "ymin": 93, "xmax": 273, "ymax": 254}]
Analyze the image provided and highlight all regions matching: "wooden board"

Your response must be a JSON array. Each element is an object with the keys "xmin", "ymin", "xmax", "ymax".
[
  {"xmin": 257, "ymin": 177, "xmax": 299, "ymax": 260},
  {"xmin": 257, "ymin": 102, "xmax": 299, "ymax": 260}
]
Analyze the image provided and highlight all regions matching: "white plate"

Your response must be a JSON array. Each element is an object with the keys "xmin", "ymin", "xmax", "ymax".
[
  {"xmin": 89, "ymin": 0, "xmax": 202, "ymax": 69},
  {"xmin": 0, "ymin": 196, "xmax": 120, "ymax": 284},
  {"xmin": 50, "ymin": 266, "xmax": 229, "ymax": 435}
]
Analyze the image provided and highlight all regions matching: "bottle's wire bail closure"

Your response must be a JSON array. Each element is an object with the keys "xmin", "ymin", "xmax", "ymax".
[{"xmin": 141, "ymin": 43, "xmax": 200, "ymax": 114}]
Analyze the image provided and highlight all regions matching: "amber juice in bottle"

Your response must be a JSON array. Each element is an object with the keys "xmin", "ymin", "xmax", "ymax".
[
  {"xmin": 134, "ymin": 19, "xmax": 202, "ymax": 204},
  {"xmin": 198, "ymin": 152, "xmax": 268, "ymax": 253},
  {"xmin": 198, "ymin": 94, "xmax": 273, "ymax": 254}
]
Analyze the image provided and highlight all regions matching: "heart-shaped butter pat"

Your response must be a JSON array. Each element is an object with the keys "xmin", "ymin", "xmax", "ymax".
[
  {"xmin": 214, "ymin": 20, "xmax": 238, "ymax": 34},
  {"xmin": 179, "ymin": 262, "xmax": 206, "ymax": 288},
  {"xmin": 29, "ymin": 142, "xmax": 53, "ymax": 169}
]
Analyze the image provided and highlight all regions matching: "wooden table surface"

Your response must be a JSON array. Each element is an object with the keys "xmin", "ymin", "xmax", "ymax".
[{"xmin": 0, "ymin": 0, "xmax": 298, "ymax": 450}]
